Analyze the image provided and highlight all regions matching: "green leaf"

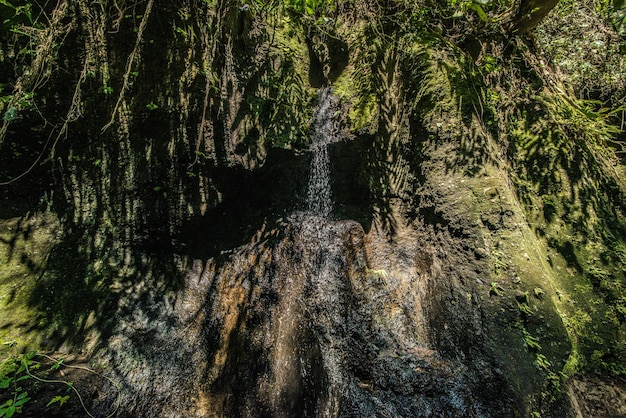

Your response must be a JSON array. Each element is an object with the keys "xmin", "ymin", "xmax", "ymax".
[
  {"xmin": 49, "ymin": 358, "xmax": 63, "ymax": 371},
  {"xmin": 0, "ymin": 1, "xmax": 17, "ymax": 10},
  {"xmin": 13, "ymin": 397, "xmax": 29, "ymax": 408},
  {"xmin": 46, "ymin": 395, "xmax": 70, "ymax": 407},
  {"xmin": 469, "ymin": 2, "xmax": 488, "ymax": 23},
  {"xmin": 1, "ymin": 404, "xmax": 17, "ymax": 418},
  {"xmin": 0, "ymin": 399, "xmax": 16, "ymax": 418},
  {"xmin": 0, "ymin": 379, "xmax": 10, "ymax": 389},
  {"xmin": 524, "ymin": 330, "xmax": 542, "ymax": 351},
  {"xmin": 3, "ymin": 106, "xmax": 17, "ymax": 122}
]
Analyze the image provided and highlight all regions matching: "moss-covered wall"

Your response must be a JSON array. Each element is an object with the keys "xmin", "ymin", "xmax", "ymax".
[{"xmin": 0, "ymin": 0, "xmax": 625, "ymax": 416}]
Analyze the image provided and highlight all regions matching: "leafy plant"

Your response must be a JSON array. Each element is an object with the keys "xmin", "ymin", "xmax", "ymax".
[
  {"xmin": 536, "ymin": 353, "xmax": 551, "ymax": 370},
  {"xmin": 46, "ymin": 395, "xmax": 69, "ymax": 408},
  {"xmin": 489, "ymin": 281, "xmax": 503, "ymax": 295},
  {"xmin": 285, "ymin": 0, "xmax": 328, "ymax": 15},
  {"xmin": 523, "ymin": 329, "xmax": 542, "ymax": 351},
  {"xmin": 0, "ymin": 392, "xmax": 29, "ymax": 418},
  {"xmin": 1, "ymin": 350, "xmax": 121, "ymax": 417},
  {"xmin": 0, "ymin": 0, "xmax": 34, "ymax": 31},
  {"xmin": 0, "ymin": 350, "xmax": 38, "ymax": 418},
  {"xmin": 519, "ymin": 302, "xmax": 533, "ymax": 316}
]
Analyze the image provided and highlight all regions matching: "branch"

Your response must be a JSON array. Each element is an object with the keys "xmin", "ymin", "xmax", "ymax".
[{"xmin": 508, "ymin": 0, "xmax": 560, "ymax": 35}]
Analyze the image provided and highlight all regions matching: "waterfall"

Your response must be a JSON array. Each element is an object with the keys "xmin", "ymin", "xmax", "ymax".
[{"xmin": 306, "ymin": 88, "xmax": 339, "ymax": 217}]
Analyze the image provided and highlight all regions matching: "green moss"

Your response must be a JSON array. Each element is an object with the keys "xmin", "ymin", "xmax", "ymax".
[
  {"xmin": 0, "ymin": 213, "xmax": 60, "ymax": 356},
  {"xmin": 333, "ymin": 66, "xmax": 379, "ymax": 132},
  {"xmin": 509, "ymin": 99, "xmax": 626, "ymax": 378},
  {"xmin": 248, "ymin": 11, "xmax": 316, "ymax": 148},
  {"xmin": 330, "ymin": 18, "xmax": 381, "ymax": 134},
  {"xmin": 410, "ymin": 44, "xmax": 625, "ymax": 390}
]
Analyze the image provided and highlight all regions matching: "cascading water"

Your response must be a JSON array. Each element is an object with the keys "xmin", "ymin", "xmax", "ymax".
[
  {"xmin": 306, "ymin": 88, "xmax": 339, "ymax": 217},
  {"xmin": 291, "ymin": 89, "xmax": 472, "ymax": 417},
  {"xmin": 87, "ymin": 87, "xmax": 477, "ymax": 418},
  {"xmin": 301, "ymin": 88, "xmax": 347, "ymax": 415},
  {"xmin": 94, "ymin": 87, "xmax": 469, "ymax": 418}
]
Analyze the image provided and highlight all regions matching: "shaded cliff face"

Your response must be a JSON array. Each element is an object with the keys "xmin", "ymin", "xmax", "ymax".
[{"xmin": 1, "ymin": 1, "xmax": 625, "ymax": 417}]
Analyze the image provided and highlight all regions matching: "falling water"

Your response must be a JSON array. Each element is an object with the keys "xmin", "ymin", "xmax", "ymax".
[{"xmin": 307, "ymin": 88, "xmax": 339, "ymax": 217}]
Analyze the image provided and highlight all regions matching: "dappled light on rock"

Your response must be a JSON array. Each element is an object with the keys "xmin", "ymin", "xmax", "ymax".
[{"xmin": 1, "ymin": 1, "xmax": 625, "ymax": 417}]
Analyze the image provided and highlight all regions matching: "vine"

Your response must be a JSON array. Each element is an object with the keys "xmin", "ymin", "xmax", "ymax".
[
  {"xmin": 0, "ymin": 347, "xmax": 120, "ymax": 418},
  {"xmin": 101, "ymin": 0, "xmax": 154, "ymax": 132},
  {"xmin": 0, "ymin": 1, "xmax": 69, "ymax": 148}
]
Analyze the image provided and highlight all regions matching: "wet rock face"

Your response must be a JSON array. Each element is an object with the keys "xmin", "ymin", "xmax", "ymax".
[
  {"xmin": 3, "ymin": 2, "xmax": 624, "ymax": 416},
  {"xmin": 306, "ymin": 29, "xmax": 349, "ymax": 88},
  {"xmin": 80, "ymin": 89, "xmax": 529, "ymax": 417},
  {"xmin": 93, "ymin": 211, "xmax": 496, "ymax": 417},
  {"xmin": 567, "ymin": 375, "xmax": 626, "ymax": 418},
  {"xmin": 12, "ymin": 80, "xmax": 575, "ymax": 416}
]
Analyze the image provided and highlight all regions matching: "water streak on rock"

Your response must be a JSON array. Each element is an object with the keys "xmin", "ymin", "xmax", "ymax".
[{"xmin": 307, "ymin": 88, "xmax": 339, "ymax": 217}]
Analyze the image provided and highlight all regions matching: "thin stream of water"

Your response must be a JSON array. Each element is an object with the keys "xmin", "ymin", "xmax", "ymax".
[
  {"xmin": 306, "ymin": 88, "xmax": 338, "ymax": 217},
  {"xmin": 302, "ymin": 88, "xmax": 346, "ymax": 415}
]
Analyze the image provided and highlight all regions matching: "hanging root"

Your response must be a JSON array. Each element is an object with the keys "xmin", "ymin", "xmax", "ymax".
[
  {"xmin": 101, "ymin": 0, "xmax": 154, "ymax": 132},
  {"xmin": 0, "ymin": 58, "xmax": 88, "ymax": 186},
  {"xmin": 0, "ymin": 0, "xmax": 70, "ymax": 148}
]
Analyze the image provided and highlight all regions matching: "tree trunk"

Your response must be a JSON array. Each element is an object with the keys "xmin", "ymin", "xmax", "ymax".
[{"xmin": 509, "ymin": 0, "xmax": 560, "ymax": 34}]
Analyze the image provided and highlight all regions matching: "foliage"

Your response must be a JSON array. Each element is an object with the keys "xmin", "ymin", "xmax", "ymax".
[
  {"xmin": 537, "ymin": 0, "xmax": 626, "ymax": 103},
  {"xmin": 523, "ymin": 329, "xmax": 541, "ymax": 351},
  {"xmin": 445, "ymin": 0, "xmax": 493, "ymax": 22},
  {"xmin": 608, "ymin": 0, "xmax": 626, "ymax": 37},
  {"xmin": 0, "ymin": 0, "xmax": 37, "ymax": 121},
  {"xmin": 489, "ymin": 281, "xmax": 502, "ymax": 296},
  {"xmin": 0, "ymin": 0, "xmax": 33, "ymax": 32},
  {"xmin": 519, "ymin": 302, "xmax": 533, "ymax": 316},
  {"xmin": 0, "ymin": 348, "xmax": 120, "ymax": 417},
  {"xmin": 46, "ymin": 395, "xmax": 69, "ymax": 407},
  {"xmin": 0, "ymin": 348, "xmax": 36, "ymax": 418},
  {"xmin": 284, "ymin": 0, "xmax": 330, "ymax": 15}
]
